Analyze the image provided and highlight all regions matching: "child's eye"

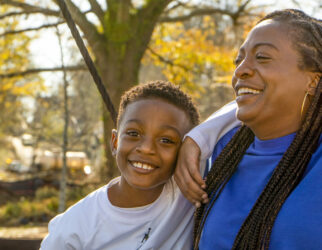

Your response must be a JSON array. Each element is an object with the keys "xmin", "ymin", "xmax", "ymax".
[
  {"xmin": 126, "ymin": 130, "xmax": 139, "ymax": 137},
  {"xmin": 160, "ymin": 137, "xmax": 175, "ymax": 144}
]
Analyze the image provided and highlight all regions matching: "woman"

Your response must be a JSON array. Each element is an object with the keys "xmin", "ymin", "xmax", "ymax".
[{"xmin": 175, "ymin": 9, "xmax": 321, "ymax": 250}]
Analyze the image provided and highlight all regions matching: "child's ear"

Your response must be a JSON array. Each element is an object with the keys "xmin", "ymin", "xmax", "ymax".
[{"xmin": 110, "ymin": 129, "xmax": 118, "ymax": 157}]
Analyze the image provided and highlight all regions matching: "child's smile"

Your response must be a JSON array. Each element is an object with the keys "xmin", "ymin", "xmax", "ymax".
[
  {"xmin": 110, "ymin": 98, "xmax": 192, "ymax": 207},
  {"xmin": 131, "ymin": 161, "xmax": 156, "ymax": 171}
]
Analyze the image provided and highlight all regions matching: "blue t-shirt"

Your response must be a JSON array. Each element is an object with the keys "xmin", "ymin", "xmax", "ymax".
[{"xmin": 199, "ymin": 127, "xmax": 322, "ymax": 250}]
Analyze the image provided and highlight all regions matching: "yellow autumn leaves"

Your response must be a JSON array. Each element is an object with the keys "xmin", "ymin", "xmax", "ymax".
[
  {"xmin": 144, "ymin": 16, "xmax": 238, "ymax": 98},
  {"xmin": 0, "ymin": 6, "xmax": 43, "ymax": 111}
]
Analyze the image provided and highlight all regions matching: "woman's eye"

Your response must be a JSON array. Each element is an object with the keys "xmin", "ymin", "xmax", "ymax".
[
  {"xmin": 160, "ymin": 138, "xmax": 174, "ymax": 144},
  {"xmin": 126, "ymin": 130, "xmax": 139, "ymax": 137},
  {"xmin": 256, "ymin": 54, "xmax": 270, "ymax": 61},
  {"xmin": 234, "ymin": 57, "xmax": 242, "ymax": 66}
]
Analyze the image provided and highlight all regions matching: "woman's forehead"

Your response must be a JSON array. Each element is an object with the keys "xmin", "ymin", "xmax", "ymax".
[{"xmin": 239, "ymin": 20, "xmax": 292, "ymax": 51}]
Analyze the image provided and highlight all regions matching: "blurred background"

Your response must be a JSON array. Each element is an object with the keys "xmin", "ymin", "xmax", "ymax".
[{"xmin": 0, "ymin": 0, "xmax": 320, "ymax": 249}]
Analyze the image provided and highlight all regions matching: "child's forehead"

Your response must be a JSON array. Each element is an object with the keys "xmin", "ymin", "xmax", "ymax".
[
  {"xmin": 124, "ymin": 98, "xmax": 183, "ymax": 117},
  {"xmin": 118, "ymin": 98, "xmax": 191, "ymax": 131}
]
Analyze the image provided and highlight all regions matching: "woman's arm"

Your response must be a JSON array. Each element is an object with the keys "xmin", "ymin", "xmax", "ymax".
[{"xmin": 174, "ymin": 101, "xmax": 240, "ymax": 206}]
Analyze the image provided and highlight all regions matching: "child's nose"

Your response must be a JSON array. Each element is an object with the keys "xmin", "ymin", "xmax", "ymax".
[{"xmin": 136, "ymin": 137, "xmax": 156, "ymax": 155}]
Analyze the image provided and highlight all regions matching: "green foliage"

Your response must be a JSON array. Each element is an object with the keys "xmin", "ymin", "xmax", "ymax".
[
  {"xmin": 29, "ymin": 71, "xmax": 102, "ymax": 150},
  {"xmin": 35, "ymin": 186, "xmax": 58, "ymax": 200},
  {"xmin": 46, "ymin": 197, "xmax": 59, "ymax": 213},
  {"xmin": 3, "ymin": 202, "xmax": 22, "ymax": 218},
  {"xmin": 0, "ymin": 184, "xmax": 99, "ymax": 226}
]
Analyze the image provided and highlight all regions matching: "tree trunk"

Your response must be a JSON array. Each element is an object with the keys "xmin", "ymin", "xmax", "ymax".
[
  {"xmin": 57, "ymin": 26, "xmax": 69, "ymax": 213},
  {"xmin": 98, "ymin": 55, "xmax": 140, "ymax": 180},
  {"xmin": 75, "ymin": 0, "xmax": 172, "ymax": 180}
]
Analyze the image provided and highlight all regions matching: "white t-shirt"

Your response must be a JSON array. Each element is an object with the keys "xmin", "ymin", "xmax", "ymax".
[
  {"xmin": 41, "ymin": 177, "xmax": 194, "ymax": 250},
  {"xmin": 186, "ymin": 101, "xmax": 240, "ymax": 159}
]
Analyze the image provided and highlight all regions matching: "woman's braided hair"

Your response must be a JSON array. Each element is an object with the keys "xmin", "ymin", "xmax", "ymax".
[{"xmin": 194, "ymin": 9, "xmax": 322, "ymax": 250}]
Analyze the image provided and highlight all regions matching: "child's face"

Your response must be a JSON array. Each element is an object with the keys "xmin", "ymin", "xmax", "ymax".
[{"xmin": 111, "ymin": 98, "xmax": 192, "ymax": 191}]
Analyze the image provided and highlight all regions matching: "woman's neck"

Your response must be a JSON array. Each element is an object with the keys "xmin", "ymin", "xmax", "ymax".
[{"xmin": 247, "ymin": 121, "xmax": 300, "ymax": 140}]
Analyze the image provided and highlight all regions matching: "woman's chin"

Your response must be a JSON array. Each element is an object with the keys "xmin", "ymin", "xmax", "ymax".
[{"xmin": 236, "ymin": 106, "xmax": 259, "ymax": 126}]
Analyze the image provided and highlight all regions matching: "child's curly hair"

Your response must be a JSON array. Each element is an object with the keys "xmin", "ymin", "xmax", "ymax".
[{"xmin": 117, "ymin": 80, "xmax": 199, "ymax": 127}]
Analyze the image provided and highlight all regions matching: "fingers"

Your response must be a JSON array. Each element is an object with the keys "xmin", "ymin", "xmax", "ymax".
[
  {"xmin": 188, "ymin": 160, "xmax": 206, "ymax": 189},
  {"xmin": 174, "ymin": 167, "xmax": 206, "ymax": 204},
  {"xmin": 174, "ymin": 137, "xmax": 209, "ymax": 205}
]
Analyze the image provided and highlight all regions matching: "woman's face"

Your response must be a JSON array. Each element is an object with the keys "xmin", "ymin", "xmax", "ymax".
[{"xmin": 232, "ymin": 20, "xmax": 314, "ymax": 139}]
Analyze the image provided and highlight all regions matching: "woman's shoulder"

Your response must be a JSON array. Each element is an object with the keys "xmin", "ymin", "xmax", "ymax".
[
  {"xmin": 209, "ymin": 126, "xmax": 240, "ymax": 160},
  {"xmin": 216, "ymin": 126, "xmax": 240, "ymax": 147}
]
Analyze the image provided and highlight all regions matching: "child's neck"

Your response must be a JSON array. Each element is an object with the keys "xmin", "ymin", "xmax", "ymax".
[{"xmin": 108, "ymin": 177, "xmax": 165, "ymax": 208}]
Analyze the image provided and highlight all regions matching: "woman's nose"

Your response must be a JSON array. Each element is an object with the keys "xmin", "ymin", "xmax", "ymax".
[{"xmin": 233, "ymin": 57, "xmax": 255, "ymax": 80}]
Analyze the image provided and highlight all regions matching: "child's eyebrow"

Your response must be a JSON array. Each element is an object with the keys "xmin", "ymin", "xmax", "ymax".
[
  {"xmin": 125, "ymin": 119, "xmax": 141, "ymax": 124},
  {"xmin": 159, "ymin": 125, "xmax": 181, "ymax": 137},
  {"xmin": 124, "ymin": 120, "xmax": 181, "ymax": 136}
]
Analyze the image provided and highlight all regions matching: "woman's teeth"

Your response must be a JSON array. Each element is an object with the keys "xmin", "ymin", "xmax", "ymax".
[
  {"xmin": 237, "ymin": 87, "xmax": 261, "ymax": 96},
  {"xmin": 132, "ymin": 162, "xmax": 154, "ymax": 170}
]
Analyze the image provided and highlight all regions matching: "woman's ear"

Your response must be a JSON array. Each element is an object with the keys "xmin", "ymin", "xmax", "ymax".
[{"xmin": 110, "ymin": 129, "xmax": 118, "ymax": 157}]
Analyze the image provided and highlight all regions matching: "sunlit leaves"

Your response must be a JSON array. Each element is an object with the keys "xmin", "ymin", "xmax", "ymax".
[
  {"xmin": 144, "ymin": 16, "xmax": 237, "ymax": 98},
  {"xmin": 0, "ymin": 5, "xmax": 43, "ymax": 135}
]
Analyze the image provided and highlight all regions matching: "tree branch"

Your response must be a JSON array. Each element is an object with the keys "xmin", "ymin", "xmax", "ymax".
[
  {"xmin": 230, "ymin": 0, "xmax": 252, "ymax": 24},
  {"xmin": 0, "ymin": 65, "xmax": 87, "ymax": 78},
  {"xmin": 160, "ymin": 0, "xmax": 254, "ymax": 24},
  {"xmin": 139, "ymin": 0, "xmax": 172, "ymax": 21},
  {"xmin": 88, "ymin": 0, "xmax": 105, "ymax": 24},
  {"xmin": 0, "ymin": 10, "xmax": 40, "ymax": 20},
  {"xmin": 0, "ymin": 8, "xmax": 92, "ymax": 20},
  {"xmin": 147, "ymin": 47, "xmax": 199, "ymax": 74},
  {"xmin": 163, "ymin": 1, "xmax": 187, "ymax": 15},
  {"xmin": 52, "ymin": 0, "xmax": 106, "ymax": 54},
  {"xmin": 133, "ymin": 0, "xmax": 171, "ymax": 52},
  {"xmin": 159, "ymin": 7, "xmax": 235, "ymax": 22},
  {"xmin": 0, "ymin": 21, "xmax": 65, "ymax": 37},
  {"xmin": 0, "ymin": 0, "xmax": 60, "ymax": 16}
]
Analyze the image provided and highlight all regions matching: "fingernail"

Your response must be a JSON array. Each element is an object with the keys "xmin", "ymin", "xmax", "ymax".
[{"xmin": 202, "ymin": 198, "xmax": 209, "ymax": 204}]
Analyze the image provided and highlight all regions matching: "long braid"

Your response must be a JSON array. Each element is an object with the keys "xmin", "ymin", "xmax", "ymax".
[
  {"xmin": 193, "ymin": 9, "xmax": 322, "ymax": 250},
  {"xmin": 194, "ymin": 126, "xmax": 254, "ymax": 248}
]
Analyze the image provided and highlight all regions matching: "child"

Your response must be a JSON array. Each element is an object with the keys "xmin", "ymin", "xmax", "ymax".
[{"xmin": 40, "ymin": 80, "xmax": 200, "ymax": 249}]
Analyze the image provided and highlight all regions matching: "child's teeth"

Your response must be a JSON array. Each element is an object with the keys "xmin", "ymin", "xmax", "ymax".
[{"xmin": 133, "ymin": 162, "xmax": 153, "ymax": 170}]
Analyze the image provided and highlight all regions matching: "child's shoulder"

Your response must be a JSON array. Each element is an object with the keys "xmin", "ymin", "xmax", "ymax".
[
  {"xmin": 53, "ymin": 184, "xmax": 107, "ymax": 226},
  {"xmin": 42, "ymin": 185, "xmax": 108, "ymax": 249}
]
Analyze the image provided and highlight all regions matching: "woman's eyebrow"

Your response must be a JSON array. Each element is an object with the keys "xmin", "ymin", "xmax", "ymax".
[
  {"xmin": 238, "ymin": 42, "xmax": 279, "ymax": 53},
  {"xmin": 253, "ymin": 42, "xmax": 279, "ymax": 51}
]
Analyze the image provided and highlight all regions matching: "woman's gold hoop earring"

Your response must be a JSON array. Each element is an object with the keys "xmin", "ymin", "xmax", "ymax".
[{"xmin": 301, "ymin": 91, "xmax": 310, "ymax": 117}]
